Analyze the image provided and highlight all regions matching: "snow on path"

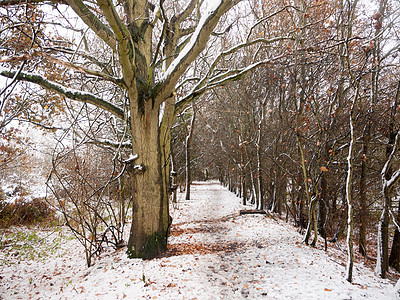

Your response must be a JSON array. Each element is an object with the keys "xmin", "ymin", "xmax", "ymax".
[{"xmin": 0, "ymin": 181, "xmax": 396, "ymax": 299}]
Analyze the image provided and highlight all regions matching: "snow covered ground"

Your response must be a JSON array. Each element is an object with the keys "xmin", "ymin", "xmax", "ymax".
[{"xmin": 0, "ymin": 181, "xmax": 397, "ymax": 299}]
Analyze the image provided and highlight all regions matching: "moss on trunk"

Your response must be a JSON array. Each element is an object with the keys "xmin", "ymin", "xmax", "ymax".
[{"xmin": 127, "ymin": 230, "xmax": 167, "ymax": 259}]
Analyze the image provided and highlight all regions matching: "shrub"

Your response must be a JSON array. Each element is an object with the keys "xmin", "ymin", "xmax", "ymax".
[{"xmin": 0, "ymin": 197, "xmax": 55, "ymax": 227}]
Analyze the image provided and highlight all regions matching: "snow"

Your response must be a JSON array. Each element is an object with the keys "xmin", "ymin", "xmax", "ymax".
[
  {"xmin": 159, "ymin": 102, "xmax": 165, "ymax": 126},
  {"xmin": 395, "ymin": 279, "xmax": 400, "ymax": 299},
  {"xmin": 0, "ymin": 181, "xmax": 396, "ymax": 299},
  {"xmin": 123, "ymin": 154, "xmax": 139, "ymax": 164}
]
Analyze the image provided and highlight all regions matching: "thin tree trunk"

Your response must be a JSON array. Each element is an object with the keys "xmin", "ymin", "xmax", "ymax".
[
  {"xmin": 345, "ymin": 91, "xmax": 357, "ymax": 282},
  {"xmin": 376, "ymin": 190, "xmax": 390, "ymax": 278},
  {"xmin": 390, "ymin": 227, "xmax": 400, "ymax": 272},
  {"xmin": 304, "ymin": 195, "xmax": 318, "ymax": 246},
  {"xmin": 185, "ymin": 106, "xmax": 196, "ymax": 200},
  {"xmin": 256, "ymin": 98, "xmax": 265, "ymax": 210},
  {"xmin": 389, "ymin": 82, "xmax": 400, "ymax": 271},
  {"xmin": 249, "ymin": 168, "xmax": 258, "ymax": 209},
  {"xmin": 319, "ymin": 173, "xmax": 328, "ymax": 251},
  {"xmin": 297, "ymin": 185, "xmax": 305, "ymax": 232},
  {"xmin": 358, "ymin": 127, "xmax": 369, "ymax": 256},
  {"xmin": 256, "ymin": 149, "xmax": 263, "ymax": 210},
  {"xmin": 389, "ymin": 203, "xmax": 400, "ymax": 273},
  {"xmin": 242, "ymin": 177, "xmax": 247, "ymax": 205},
  {"xmin": 376, "ymin": 130, "xmax": 398, "ymax": 277}
]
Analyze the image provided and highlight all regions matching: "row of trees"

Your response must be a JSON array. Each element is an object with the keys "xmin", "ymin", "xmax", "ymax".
[
  {"xmin": 1, "ymin": 0, "xmax": 400, "ymax": 283},
  {"xmin": 173, "ymin": 0, "xmax": 400, "ymax": 282}
]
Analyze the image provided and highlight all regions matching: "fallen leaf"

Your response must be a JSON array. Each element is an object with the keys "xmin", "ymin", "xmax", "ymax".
[
  {"xmin": 244, "ymin": 283, "xmax": 249, "ymax": 289},
  {"xmin": 324, "ymin": 288, "xmax": 332, "ymax": 291},
  {"xmin": 167, "ymin": 283, "xmax": 177, "ymax": 288}
]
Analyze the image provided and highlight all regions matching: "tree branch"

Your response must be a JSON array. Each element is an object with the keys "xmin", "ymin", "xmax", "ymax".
[
  {"xmin": 95, "ymin": 0, "xmax": 135, "ymax": 87},
  {"xmin": 91, "ymin": 138, "xmax": 132, "ymax": 149},
  {"xmin": 0, "ymin": 68, "xmax": 125, "ymax": 120},
  {"xmin": 382, "ymin": 130, "xmax": 400, "ymax": 187},
  {"xmin": 154, "ymin": 0, "xmax": 241, "ymax": 104},
  {"xmin": 42, "ymin": 54, "xmax": 125, "ymax": 88},
  {"xmin": 180, "ymin": 26, "xmax": 196, "ymax": 37},
  {"xmin": 175, "ymin": 53, "xmax": 285, "ymax": 113},
  {"xmin": 64, "ymin": 0, "xmax": 117, "ymax": 51},
  {"xmin": 0, "ymin": 0, "xmax": 64, "ymax": 5},
  {"xmin": 193, "ymin": 36, "xmax": 292, "ymax": 92},
  {"xmin": 384, "ymin": 131, "xmax": 400, "ymax": 190},
  {"xmin": 96, "ymin": 0, "xmax": 130, "ymax": 42},
  {"xmin": 178, "ymin": 0, "xmax": 198, "ymax": 22}
]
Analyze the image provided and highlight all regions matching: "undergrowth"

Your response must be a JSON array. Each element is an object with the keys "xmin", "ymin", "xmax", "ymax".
[
  {"xmin": 0, "ymin": 226, "xmax": 74, "ymax": 266},
  {"xmin": 0, "ymin": 193, "xmax": 56, "ymax": 228}
]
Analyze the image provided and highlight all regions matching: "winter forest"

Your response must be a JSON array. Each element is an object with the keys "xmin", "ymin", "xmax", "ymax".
[{"xmin": 1, "ymin": 0, "xmax": 400, "ymax": 298}]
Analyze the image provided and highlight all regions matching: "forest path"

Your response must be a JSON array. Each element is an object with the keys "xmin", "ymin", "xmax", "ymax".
[
  {"xmin": 168, "ymin": 181, "xmax": 265, "ymax": 256},
  {"xmin": 0, "ymin": 182, "xmax": 394, "ymax": 299},
  {"xmin": 164, "ymin": 181, "xmax": 394, "ymax": 299}
]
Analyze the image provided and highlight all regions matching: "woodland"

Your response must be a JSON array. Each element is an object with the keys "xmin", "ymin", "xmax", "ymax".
[{"xmin": 1, "ymin": 0, "xmax": 400, "ymax": 294}]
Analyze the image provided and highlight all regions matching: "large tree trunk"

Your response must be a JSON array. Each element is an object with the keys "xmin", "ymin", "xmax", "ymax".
[{"xmin": 127, "ymin": 102, "xmax": 169, "ymax": 259}]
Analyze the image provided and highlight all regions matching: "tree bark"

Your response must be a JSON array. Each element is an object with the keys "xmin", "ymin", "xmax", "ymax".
[
  {"xmin": 390, "ymin": 229, "xmax": 400, "ymax": 272},
  {"xmin": 127, "ymin": 102, "xmax": 169, "ymax": 258}
]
